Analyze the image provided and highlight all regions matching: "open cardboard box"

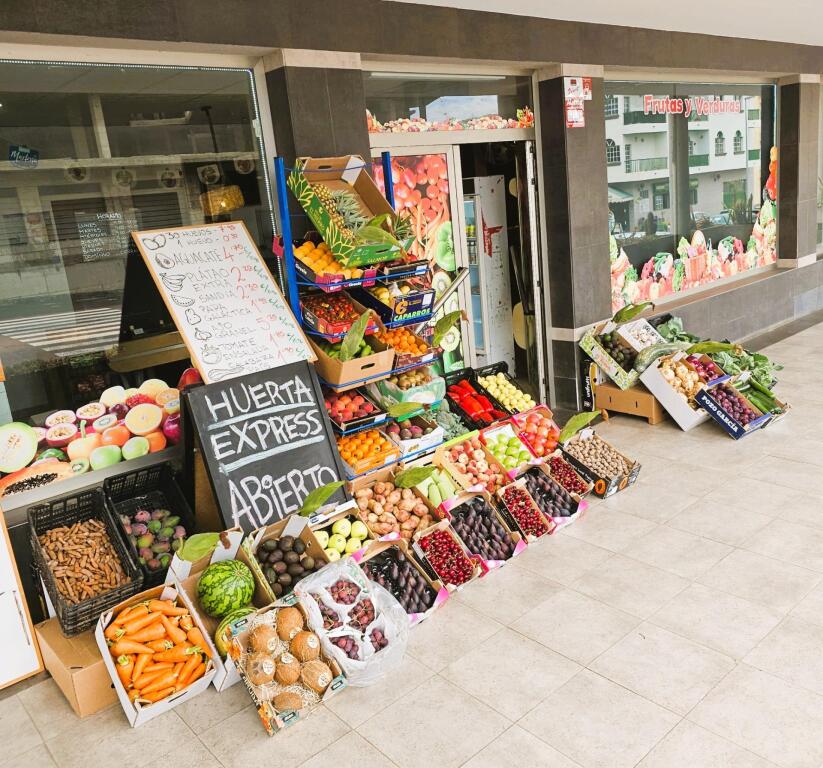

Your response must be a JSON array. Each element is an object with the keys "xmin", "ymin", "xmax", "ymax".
[
  {"xmin": 509, "ymin": 404, "xmax": 561, "ymax": 458},
  {"xmin": 560, "ymin": 429, "xmax": 641, "ymax": 498},
  {"xmin": 433, "ymin": 437, "xmax": 505, "ymax": 494},
  {"xmin": 386, "ymin": 414, "xmax": 445, "ymax": 458},
  {"xmin": 239, "ymin": 515, "xmax": 331, "ymax": 606},
  {"xmin": 95, "ymin": 584, "xmax": 216, "ymax": 727},
  {"xmin": 439, "ymin": 490, "xmax": 526, "ymax": 573},
  {"xmin": 694, "ymin": 379, "xmax": 774, "ymax": 440},
  {"xmin": 301, "ymin": 294, "xmax": 381, "ymax": 338},
  {"xmin": 228, "ymin": 597, "xmax": 346, "ymax": 736},
  {"xmin": 351, "ymin": 537, "xmax": 448, "ymax": 625},
  {"xmin": 370, "ymin": 327, "xmax": 438, "ymax": 369},
  {"xmin": 496, "ymin": 477, "xmax": 557, "ymax": 541},
  {"xmin": 351, "ymin": 283, "xmax": 435, "ymax": 325},
  {"xmin": 308, "ymin": 499, "xmax": 374, "ymax": 559},
  {"xmin": 36, "ymin": 619, "xmax": 117, "ymax": 718},
  {"xmin": 309, "ymin": 337, "xmax": 394, "ymax": 392},
  {"xmin": 520, "ymin": 463, "xmax": 587, "ymax": 530},
  {"xmin": 288, "ymin": 155, "xmax": 401, "ymax": 267},
  {"xmin": 579, "ymin": 320, "xmax": 640, "ymax": 390},
  {"xmin": 545, "ymin": 448, "xmax": 594, "ymax": 498},
  {"xmin": 411, "ymin": 519, "xmax": 483, "ymax": 591},
  {"xmin": 615, "ymin": 318, "xmax": 666, "ymax": 353},
  {"xmin": 368, "ymin": 367, "xmax": 446, "ymax": 407},
  {"xmin": 479, "ymin": 421, "xmax": 540, "ymax": 477}
]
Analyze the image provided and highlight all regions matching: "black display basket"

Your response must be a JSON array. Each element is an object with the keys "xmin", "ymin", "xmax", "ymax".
[
  {"xmin": 473, "ymin": 361, "xmax": 521, "ymax": 416},
  {"xmin": 103, "ymin": 462, "xmax": 196, "ymax": 588},
  {"xmin": 29, "ymin": 488, "xmax": 143, "ymax": 636}
]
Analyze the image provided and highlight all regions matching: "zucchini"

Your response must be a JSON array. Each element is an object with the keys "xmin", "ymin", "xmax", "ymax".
[{"xmin": 633, "ymin": 342, "xmax": 691, "ymax": 373}]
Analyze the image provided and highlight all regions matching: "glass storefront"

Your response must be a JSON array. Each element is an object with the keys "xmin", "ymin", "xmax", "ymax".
[
  {"xmin": 364, "ymin": 71, "xmax": 533, "ymax": 133},
  {"xmin": 605, "ymin": 82, "xmax": 777, "ymax": 311},
  {"xmin": 0, "ymin": 60, "xmax": 272, "ymax": 422},
  {"xmin": 818, "ymin": 91, "xmax": 823, "ymax": 249}
]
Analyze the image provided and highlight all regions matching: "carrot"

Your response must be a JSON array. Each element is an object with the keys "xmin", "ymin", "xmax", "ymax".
[
  {"xmin": 122, "ymin": 611, "xmax": 162, "ymax": 636},
  {"xmin": 131, "ymin": 653, "xmax": 151, "ymax": 684},
  {"xmin": 124, "ymin": 622, "xmax": 167, "ymax": 644},
  {"xmin": 177, "ymin": 651, "xmax": 202, "ymax": 685},
  {"xmin": 104, "ymin": 622, "xmax": 126, "ymax": 641},
  {"xmin": 186, "ymin": 662, "xmax": 206, "ymax": 686},
  {"xmin": 115, "ymin": 655, "xmax": 134, "ymax": 687},
  {"xmin": 143, "ymin": 661, "xmax": 173, "ymax": 674},
  {"xmin": 141, "ymin": 686, "xmax": 176, "ymax": 703},
  {"xmin": 148, "ymin": 599, "xmax": 188, "ymax": 616},
  {"xmin": 140, "ymin": 670, "xmax": 179, "ymax": 695},
  {"xmin": 132, "ymin": 667, "xmax": 170, "ymax": 690},
  {"xmin": 114, "ymin": 603, "xmax": 147, "ymax": 625},
  {"xmin": 111, "ymin": 639, "xmax": 156, "ymax": 656},
  {"xmin": 179, "ymin": 614, "xmax": 194, "ymax": 632},
  {"xmin": 128, "ymin": 688, "xmax": 141, "ymax": 703},
  {"xmin": 185, "ymin": 628, "xmax": 211, "ymax": 659},
  {"xmin": 153, "ymin": 643, "xmax": 198, "ymax": 663},
  {"xmin": 160, "ymin": 614, "xmax": 187, "ymax": 645},
  {"xmin": 147, "ymin": 639, "xmax": 174, "ymax": 653}
]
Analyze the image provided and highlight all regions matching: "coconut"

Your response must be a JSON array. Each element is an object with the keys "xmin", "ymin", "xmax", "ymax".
[
  {"xmin": 276, "ymin": 606, "xmax": 304, "ymax": 641},
  {"xmin": 291, "ymin": 630, "xmax": 320, "ymax": 662},
  {"xmin": 245, "ymin": 651, "xmax": 276, "ymax": 686},
  {"xmin": 301, "ymin": 659, "xmax": 333, "ymax": 695},
  {"xmin": 274, "ymin": 652, "xmax": 301, "ymax": 685},
  {"xmin": 247, "ymin": 624, "xmax": 279, "ymax": 655},
  {"xmin": 273, "ymin": 691, "xmax": 303, "ymax": 712}
]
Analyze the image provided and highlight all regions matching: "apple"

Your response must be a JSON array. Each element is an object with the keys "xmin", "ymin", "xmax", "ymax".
[
  {"xmin": 324, "ymin": 548, "xmax": 341, "ymax": 562},
  {"xmin": 350, "ymin": 520, "xmax": 369, "ymax": 540},
  {"xmin": 314, "ymin": 530, "xmax": 330, "ymax": 549},
  {"xmin": 66, "ymin": 429, "xmax": 101, "ymax": 461},
  {"xmin": 345, "ymin": 537, "xmax": 363, "ymax": 554},
  {"xmin": 89, "ymin": 445, "xmax": 122, "ymax": 471},
  {"xmin": 328, "ymin": 533, "xmax": 347, "ymax": 553},
  {"xmin": 122, "ymin": 436, "xmax": 150, "ymax": 460},
  {"xmin": 332, "ymin": 518, "xmax": 352, "ymax": 538}
]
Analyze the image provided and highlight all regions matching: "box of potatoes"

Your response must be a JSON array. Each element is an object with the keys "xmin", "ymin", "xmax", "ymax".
[{"xmin": 560, "ymin": 429, "xmax": 641, "ymax": 498}]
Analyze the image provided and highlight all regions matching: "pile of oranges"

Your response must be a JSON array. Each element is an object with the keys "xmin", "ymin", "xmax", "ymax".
[
  {"xmin": 293, "ymin": 240, "xmax": 364, "ymax": 280},
  {"xmin": 377, "ymin": 328, "xmax": 429, "ymax": 356},
  {"xmin": 336, "ymin": 429, "xmax": 394, "ymax": 467}
]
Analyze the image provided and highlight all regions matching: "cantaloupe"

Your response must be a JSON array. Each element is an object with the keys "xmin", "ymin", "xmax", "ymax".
[
  {"xmin": 0, "ymin": 423, "xmax": 39, "ymax": 473},
  {"xmin": 124, "ymin": 403, "xmax": 163, "ymax": 436}
]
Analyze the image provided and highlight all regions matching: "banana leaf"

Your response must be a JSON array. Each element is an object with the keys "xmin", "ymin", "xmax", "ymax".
[
  {"xmin": 559, "ymin": 410, "xmax": 602, "ymax": 444},
  {"xmin": 612, "ymin": 301, "xmax": 654, "ymax": 324},
  {"xmin": 299, "ymin": 481, "xmax": 345, "ymax": 516},
  {"xmin": 387, "ymin": 401, "xmax": 422, "ymax": 419},
  {"xmin": 339, "ymin": 311, "xmax": 373, "ymax": 362},
  {"xmin": 177, "ymin": 533, "xmax": 220, "ymax": 562},
  {"xmin": 394, "ymin": 465, "xmax": 438, "ymax": 488}
]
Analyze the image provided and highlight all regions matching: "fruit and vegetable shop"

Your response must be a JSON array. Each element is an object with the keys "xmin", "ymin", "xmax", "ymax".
[{"xmin": 0, "ymin": 2, "xmax": 818, "ymax": 732}]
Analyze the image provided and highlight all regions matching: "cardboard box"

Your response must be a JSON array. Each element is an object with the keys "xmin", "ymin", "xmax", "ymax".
[
  {"xmin": 615, "ymin": 318, "xmax": 665, "ymax": 352},
  {"xmin": 288, "ymin": 155, "xmax": 401, "ymax": 267},
  {"xmin": 239, "ymin": 515, "xmax": 331, "ymax": 606},
  {"xmin": 301, "ymin": 295, "xmax": 380, "ymax": 338},
  {"xmin": 228, "ymin": 597, "xmax": 346, "ymax": 735},
  {"xmin": 368, "ymin": 368, "xmax": 446, "ymax": 407},
  {"xmin": 479, "ymin": 421, "xmax": 539, "ymax": 477},
  {"xmin": 520, "ymin": 463, "xmax": 586, "ymax": 530},
  {"xmin": 165, "ymin": 529, "xmax": 247, "ymax": 692},
  {"xmin": 308, "ymin": 499, "xmax": 374, "ymax": 558},
  {"xmin": 411, "ymin": 519, "xmax": 482, "ymax": 592},
  {"xmin": 96, "ymin": 584, "xmax": 215, "ymax": 727},
  {"xmin": 352, "ymin": 538, "xmax": 448, "ymax": 625},
  {"xmin": 560, "ymin": 429, "xmax": 641, "ymax": 498},
  {"xmin": 433, "ymin": 437, "xmax": 504, "ymax": 494},
  {"xmin": 325, "ymin": 387, "xmax": 387, "ymax": 433},
  {"xmin": 579, "ymin": 356, "xmax": 597, "ymax": 411},
  {"xmin": 371, "ymin": 328, "xmax": 437, "ymax": 369},
  {"xmin": 694, "ymin": 382, "xmax": 773, "ymax": 440},
  {"xmin": 337, "ymin": 428, "xmax": 402, "ymax": 477},
  {"xmin": 35, "ymin": 619, "xmax": 117, "ymax": 718},
  {"xmin": 639, "ymin": 353, "xmax": 717, "ymax": 431},
  {"xmin": 352, "ymin": 284, "xmax": 435, "ymax": 325},
  {"xmin": 579, "ymin": 321, "xmax": 639, "ymax": 390},
  {"xmin": 309, "ymin": 338, "xmax": 395, "ymax": 392},
  {"xmin": 595, "ymin": 380, "xmax": 667, "ymax": 426},
  {"xmin": 386, "ymin": 415, "xmax": 445, "ymax": 458},
  {"xmin": 496, "ymin": 478, "xmax": 556, "ymax": 541}
]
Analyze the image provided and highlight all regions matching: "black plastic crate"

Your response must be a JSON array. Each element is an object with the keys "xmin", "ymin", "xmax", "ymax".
[
  {"xmin": 103, "ymin": 463, "xmax": 196, "ymax": 588},
  {"xmin": 473, "ymin": 361, "xmax": 524, "ymax": 415},
  {"xmin": 29, "ymin": 488, "xmax": 143, "ymax": 636}
]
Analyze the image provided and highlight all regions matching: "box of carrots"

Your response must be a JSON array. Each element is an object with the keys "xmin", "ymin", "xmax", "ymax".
[{"xmin": 95, "ymin": 584, "xmax": 216, "ymax": 726}]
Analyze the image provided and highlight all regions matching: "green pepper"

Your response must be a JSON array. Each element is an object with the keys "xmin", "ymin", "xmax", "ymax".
[{"xmin": 37, "ymin": 448, "xmax": 67, "ymax": 462}]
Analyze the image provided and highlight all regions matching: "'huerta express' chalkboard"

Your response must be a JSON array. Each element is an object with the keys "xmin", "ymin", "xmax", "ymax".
[
  {"xmin": 131, "ymin": 221, "xmax": 313, "ymax": 384},
  {"xmin": 183, "ymin": 361, "xmax": 348, "ymax": 534}
]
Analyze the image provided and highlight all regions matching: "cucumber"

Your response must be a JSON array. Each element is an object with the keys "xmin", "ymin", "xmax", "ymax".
[{"xmin": 633, "ymin": 342, "xmax": 691, "ymax": 373}]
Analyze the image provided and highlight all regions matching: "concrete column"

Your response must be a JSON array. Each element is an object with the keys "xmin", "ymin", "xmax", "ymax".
[
  {"xmin": 777, "ymin": 76, "xmax": 820, "ymax": 268},
  {"xmin": 536, "ymin": 67, "xmax": 611, "ymax": 409}
]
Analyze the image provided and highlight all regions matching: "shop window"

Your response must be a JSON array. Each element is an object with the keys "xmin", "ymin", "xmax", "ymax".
[
  {"xmin": 363, "ymin": 72, "xmax": 533, "ymax": 133},
  {"xmin": 605, "ymin": 95, "xmax": 619, "ymax": 119},
  {"xmin": 605, "ymin": 80, "xmax": 777, "ymax": 312},
  {"xmin": 606, "ymin": 139, "xmax": 621, "ymax": 166},
  {"xmin": 818, "ymin": 94, "xmax": 823, "ymax": 249},
  {"xmin": 733, "ymin": 130, "xmax": 744, "ymax": 154},
  {"xmin": 0, "ymin": 60, "xmax": 273, "ymax": 422}
]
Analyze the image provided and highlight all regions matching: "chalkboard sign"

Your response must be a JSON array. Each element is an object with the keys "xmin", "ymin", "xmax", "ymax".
[
  {"xmin": 183, "ymin": 361, "xmax": 348, "ymax": 534},
  {"xmin": 132, "ymin": 221, "xmax": 313, "ymax": 384},
  {"xmin": 76, "ymin": 210, "xmax": 138, "ymax": 263}
]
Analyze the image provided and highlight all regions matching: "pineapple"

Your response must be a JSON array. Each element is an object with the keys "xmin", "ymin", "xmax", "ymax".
[
  {"xmin": 331, "ymin": 189, "xmax": 369, "ymax": 230},
  {"xmin": 312, "ymin": 183, "xmax": 351, "ymax": 235}
]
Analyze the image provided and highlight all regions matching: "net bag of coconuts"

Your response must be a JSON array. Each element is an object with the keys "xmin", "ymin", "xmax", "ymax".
[{"xmin": 294, "ymin": 558, "xmax": 409, "ymax": 686}]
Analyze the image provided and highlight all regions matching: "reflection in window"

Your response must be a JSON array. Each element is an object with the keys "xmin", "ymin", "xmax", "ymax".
[
  {"xmin": 606, "ymin": 139, "xmax": 621, "ymax": 166},
  {"xmin": 605, "ymin": 95, "xmax": 619, "ymax": 119},
  {"xmin": 734, "ymin": 130, "xmax": 744, "ymax": 154},
  {"xmin": 715, "ymin": 131, "xmax": 726, "ymax": 156}
]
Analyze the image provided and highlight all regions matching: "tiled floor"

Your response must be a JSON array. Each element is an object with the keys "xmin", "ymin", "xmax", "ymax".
[{"xmin": 6, "ymin": 323, "xmax": 823, "ymax": 768}]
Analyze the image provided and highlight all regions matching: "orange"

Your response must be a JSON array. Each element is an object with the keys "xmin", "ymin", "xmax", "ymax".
[
  {"xmin": 145, "ymin": 431, "xmax": 167, "ymax": 453},
  {"xmin": 101, "ymin": 424, "xmax": 131, "ymax": 447}
]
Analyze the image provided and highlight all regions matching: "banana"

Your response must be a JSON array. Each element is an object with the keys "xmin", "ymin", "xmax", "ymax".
[{"xmin": 160, "ymin": 272, "xmax": 185, "ymax": 292}]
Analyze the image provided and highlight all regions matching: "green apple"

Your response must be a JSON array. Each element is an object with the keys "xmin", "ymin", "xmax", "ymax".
[
  {"xmin": 122, "ymin": 436, "xmax": 150, "ymax": 461},
  {"xmin": 350, "ymin": 521, "xmax": 369, "ymax": 540},
  {"xmin": 314, "ymin": 530, "xmax": 330, "ymax": 549},
  {"xmin": 345, "ymin": 537, "xmax": 363, "ymax": 554},
  {"xmin": 324, "ymin": 547, "xmax": 341, "ymax": 562},
  {"xmin": 332, "ymin": 518, "xmax": 352, "ymax": 538},
  {"xmin": 328, "ymin": 533, "xmax": 347, "ymax": 553},
  {"xmin": 90, "ymin": 444, "xmax": 122, "ymax": 471}
]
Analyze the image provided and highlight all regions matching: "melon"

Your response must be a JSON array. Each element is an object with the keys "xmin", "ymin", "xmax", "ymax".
[
  {"xmin": 124, "ymin": 403, "xmax": 163, "ymax": 436},
  {"xmin": 214, "ymin": 606, "xmax": 255, "ymax": 658},
  {"xmin": 197, "ymin": 560, "xmax": 255, "ymax": 618},
  {"xmin": 0, "ymin": 461, "xmax": 75, "ymax": 498},
  {"xmin": 0, "ymin": 423, "xmax": 39, "ymax": 474}
]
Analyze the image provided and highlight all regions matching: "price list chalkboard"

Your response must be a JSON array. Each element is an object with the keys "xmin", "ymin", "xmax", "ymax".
[{"xmin": 183, "ymin": 362, "xmax": 347, "ymax": 534}]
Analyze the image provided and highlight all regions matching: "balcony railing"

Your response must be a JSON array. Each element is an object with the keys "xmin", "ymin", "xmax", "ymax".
[
  {"xmin": 625, "ymin": 157, "xmax": 668, "ymax": 173},
  {"xmin": 688, "ymin": 154, "xmax": 709, "ymax": 167},
  {"xmin": 623, "ymin": 111, "xmax": 666, "ymax": 125}
]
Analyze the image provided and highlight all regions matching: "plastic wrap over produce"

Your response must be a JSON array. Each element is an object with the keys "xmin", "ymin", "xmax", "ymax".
[{"xmin": 295, "ymin": 558, "xmax": 408, "ymax": 686}]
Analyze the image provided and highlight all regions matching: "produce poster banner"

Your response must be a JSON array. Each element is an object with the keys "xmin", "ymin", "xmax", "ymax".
[
  {"xmin": 184, "ymin": 362, "xmax": 347, "ymax": 534},
  {"xmin": 132, "ymin": 221, "xmax": 313, "ymax": 384},
  {"xmin": 642, "ymin": 95, "xmax": 742, "ymax": 117}
]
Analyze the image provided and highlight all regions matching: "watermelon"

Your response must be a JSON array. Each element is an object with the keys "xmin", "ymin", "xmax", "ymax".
[
  {"xmin": 214, "ymin": 606, "xmax": 255, "ymax": 657},
  {"xmin": 197, "ymin": 560, "xmax": 255, "ymax": 618}
]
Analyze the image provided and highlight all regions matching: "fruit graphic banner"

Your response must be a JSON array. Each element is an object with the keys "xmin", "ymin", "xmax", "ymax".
[{"xmin": 132, "ymin": 221, "xmax": 314, "ymax": 384}]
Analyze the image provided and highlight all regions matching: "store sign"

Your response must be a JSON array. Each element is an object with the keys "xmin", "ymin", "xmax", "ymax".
[
  {"xmin": 642, "ymin": 95, "xmax": 742, "ymax": 118},
  {"xmin": 183, "ymin": 362, "xmax": 347, "ymax": 534},
  {"xmin": 8, "ymin": 145, "xmax": 38, "ymax": 168},
  {"xmin": 131, "ymin": 221, "xmax": 314, "ymax": 385}
]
